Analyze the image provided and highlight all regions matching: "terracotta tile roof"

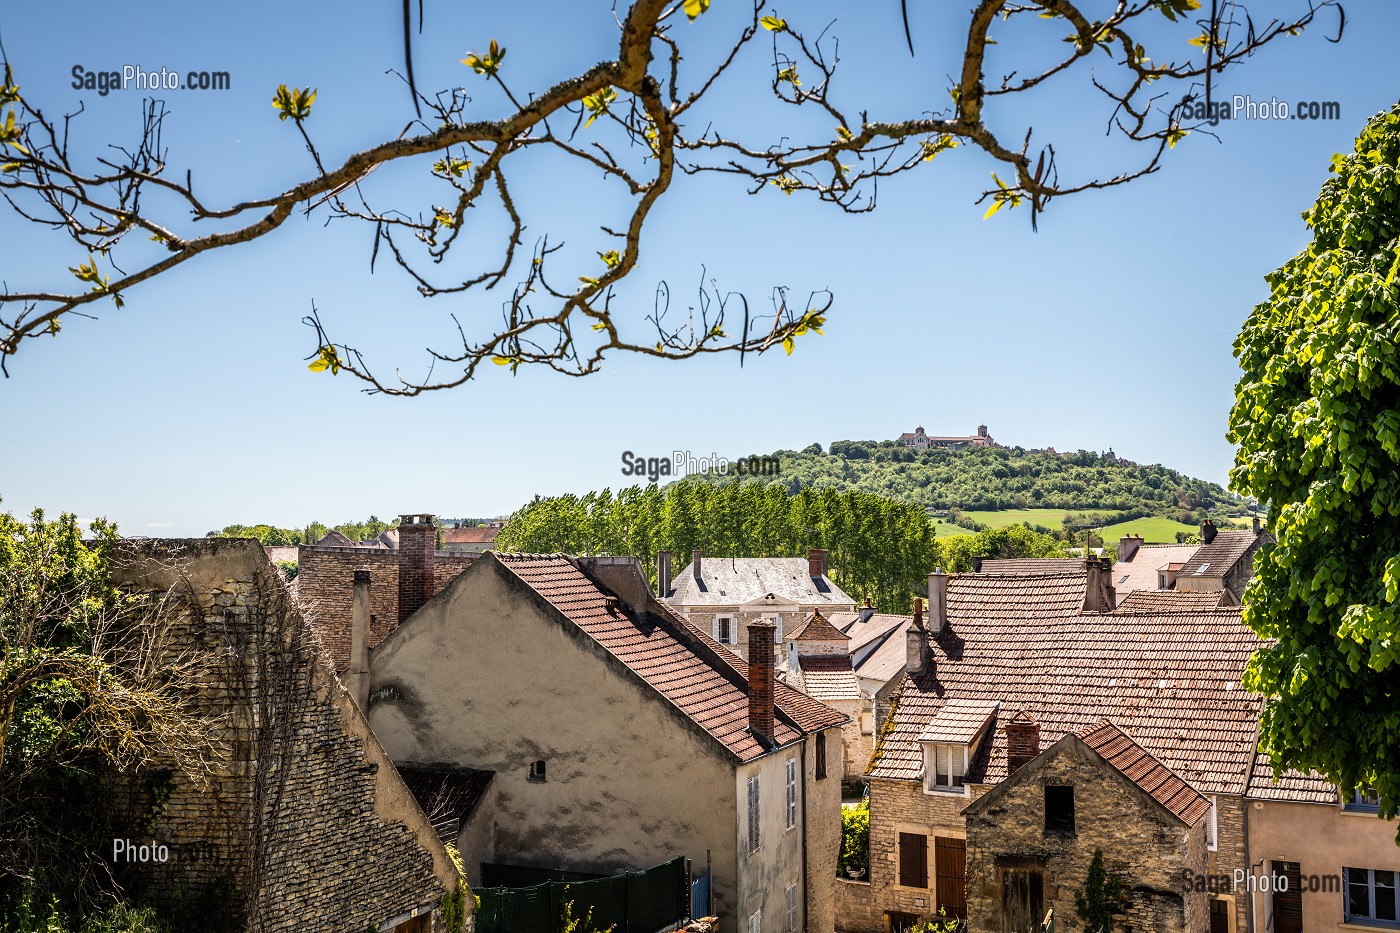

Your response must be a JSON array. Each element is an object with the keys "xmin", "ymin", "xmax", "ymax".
[
  {"xmin": 1179, "ymin": 531, "xmax": 1259, "ymax": 577},
  {"xmin": 1115, "ymin": 590, "xmax": 1225, "ymax": 612},
  {"xmin": 789, "ymin": 610, "xmax": 850, "ymax": 643},
  {"xmin": 917, "ymin": 698, "xmax": 999, "ymax": 745},
  {"xmin": 1245, "ymin": 751, "xmax": 1338, "ymax": 804},
  {"xmin": 442, "ymin": 527, "xmax": 499, "ymax": 545},
  {"xmin": 1110, "ymin": 544, "xmax": 1200, "ymax": 600},
  {"xmin": 1080, "ymin": 722, "xmax": 1212, "ymax": 825},
  {"xmin": 397, "ymin": 766, "xmax": 495, "ymax": 842},
  {"xmin": 493, "ymin": 554, "xmax": 843, "ymax": 761},
  {"xmin": 667, "ymin": 556, "xmax": 854, "ymax": 608},
  {"xmin": 868, "ymin": 569, "xmax": 1264, "ymax": 796},
  {"xmin": 977, "ymin": 558, "xmax": 1086, "ymax": 575},
  {"xmin": 793, "ymin": 656, "xmax": 863, "ymax": 701}
]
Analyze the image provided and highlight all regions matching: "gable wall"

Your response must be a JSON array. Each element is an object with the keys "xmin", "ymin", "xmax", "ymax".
[{"xmin": 367, "ymin": 562, "xmax": 741, "ymax": 921}]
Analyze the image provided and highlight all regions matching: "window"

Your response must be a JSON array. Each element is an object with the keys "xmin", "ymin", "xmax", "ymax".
[
  {"xmin": 815, "ymin": 732, "xmax": 828, "ymax": 780},
  {"xmin": 1205, "ymin": 796, "xmax": 1218, "ymax": 850},
  {"xmin": 786, "ymin": 882, "xmax": 799, "ymax": 933},
  {"xmin": 1045, "ymin": 785, "xmax": 1075, "ymax": 834},
  {"xmin": 1347, "ymin": 786, "xmax": 1381, "ymax": 812},
  {"xmin": 898, "ymin": 832, "xmax": 928, "ymax": 888},
  {"xmin": 747, "ymin": 775, "xmax": 761, "ymax": 854},
  {"xmin": 528, "ymin": 759, "xmax": 547, "ymax": 782},
  {"xmin": 925, "ymin": 743, "xmax": 967, "ymax": 792},
  {"xmin": 1209, "ymin": 897, "xmax": 1231, "ymax": 933},
  {"xmin": 1346, "ymin": 867, "xmax": 1399, "ymax": 926},
  {"xmin": 785, "ymin": 758, "xmax": 798, "ymax": 830},
  {"xmin": 748, "ymin": 910, "xmax": 761, "ymax": 933},
  {"xmin": 715, "ymin": 617, "xmax": 734, "ymax": 644}
]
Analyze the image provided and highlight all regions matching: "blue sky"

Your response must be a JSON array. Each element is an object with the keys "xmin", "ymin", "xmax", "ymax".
[{"xmin": 0, "ymin": 1, "xmax": 1392, "ymax": 536}]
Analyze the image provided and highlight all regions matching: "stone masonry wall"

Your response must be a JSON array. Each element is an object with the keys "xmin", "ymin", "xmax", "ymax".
[
  {"xmin": 836, "ymin": 879, "xmax": 882, "ymax": 933},
  {"xmin": 963, "ymin": 740, "xmax": 1207, "ymax": 933},
  {"xmin": 108, "ymin": 539, "xmax": 460, "ymax": 933},
  {"xmin": 867, "ymin": 776, "xmax": 989, "ymax": 923},
  {"xmin": 296, "ymin": 545, "xmax": 475, "ymax": 672}
]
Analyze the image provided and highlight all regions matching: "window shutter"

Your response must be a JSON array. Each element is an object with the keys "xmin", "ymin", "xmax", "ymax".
[
  {"xmin": 786, "ymin": 882, "xmax": 798, "ymax": 933},
  {"xmin": 1205, "ymin": 797, "xmax": 1218, "ymax": 849},
  {"xmin": 748, "ymin": 776, "xmax": 761, "ymax": 853},
  {"xmin": 749, "ymin": 910, "xmax": 762, "ymax": 933},
  {"xmin": 936, "ymin": 745, "xmax": 951, "ymax": 785},
  {"xmin": 898, "ymin": 832, "xmax": 928, "ymax": 888},
  {"xmin": 786, "ymin": 759, "xmax": 797, "ymax": 829},
  {"xmin": 953, "ymin": 745, "xmax": 966, "ymax": 786}
]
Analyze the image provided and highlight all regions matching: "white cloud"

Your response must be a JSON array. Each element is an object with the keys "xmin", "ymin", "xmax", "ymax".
[{"xmin": 145, "ymin": 521, "xmax": 175, "ymax": 529}]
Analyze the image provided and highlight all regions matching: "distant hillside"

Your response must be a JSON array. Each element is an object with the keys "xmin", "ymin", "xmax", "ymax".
[{"xmin": 683, "ymin": 442, "xmax": 1252, "ymax": 526}]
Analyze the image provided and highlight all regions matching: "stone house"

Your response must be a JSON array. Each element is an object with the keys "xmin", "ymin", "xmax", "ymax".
[
  {"xmin": 105, "ymin": 538, "xmax": 463, "ymax": 933},
  {"xmin": 440, "ymin": 524, "xmax": 500, "ymax": 554},
  {"xmin": 661, "ymin": 549, "xmax": 856, "ymax": 657},
  {"xmin": 362, "ymin": 551, "xmax": 847, "ymax": 933},
  {"xmin": 848, "ymin": 561, "xmax": 1266, "ymax": 933},
  {"xmin": 780, "ymin": 611, "xmax": 867, "ymax": 780},
  {"xmin": 962, "ymin": 720, "xmax": 1212, "ymax": 933},
  {"xmin": 1111, "ymin": 521, "xmax": 1272, "ymax": 607},
  {"xmin": 1244, "ymin": 758, "xmax": 1400, "ymax": 933}
]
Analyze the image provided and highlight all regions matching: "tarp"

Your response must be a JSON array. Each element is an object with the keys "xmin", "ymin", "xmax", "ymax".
[{"xmin": 476, "ymin": 856, "xmax": 688, "ymax": 933}]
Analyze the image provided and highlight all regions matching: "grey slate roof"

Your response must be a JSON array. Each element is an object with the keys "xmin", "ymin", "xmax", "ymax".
[{"xmin": 667, "ymin": 556, "xmax": 855, "ymax": 607}]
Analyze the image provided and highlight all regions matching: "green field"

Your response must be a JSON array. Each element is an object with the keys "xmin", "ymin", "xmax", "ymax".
[
  {"xmin": 931, "ymin": 520, "xmax": 974, "ymax": 538},
  {"xmin": 960, "ymin": 509, "xmax": 1199, "ymax": 544}
]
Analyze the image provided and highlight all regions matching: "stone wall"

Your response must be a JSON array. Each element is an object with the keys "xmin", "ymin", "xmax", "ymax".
[
  {"xmin": 867, "ymin": 776, "xmax": 988, "ymax": 922},
  {"xmin": 835, "ymin": 879, "xmax": 881, "ymax": 933},
  {"xmin": 807, "ymin": 729, "xmax": 844, "ymax": 933},
  {"xmin": 962, "ymin": 739, "xmax": 1207, "ymax": 933},
  {"xmin": 296, "ymin": 544, "xmax": 475, "ymax": 671},
  {"xmin": 107, "ymin": 539, "xmax": 460, "ymax": 933}
]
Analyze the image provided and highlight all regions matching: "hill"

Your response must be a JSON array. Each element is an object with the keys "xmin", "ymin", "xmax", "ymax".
[{"xmin": 684, "ymin": 442, "xmax": 1255, "ymax": 529}]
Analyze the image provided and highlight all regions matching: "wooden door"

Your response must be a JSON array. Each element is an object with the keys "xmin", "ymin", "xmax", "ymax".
[
  {"xmin": 1273, "ymin": 862, "xmax": 1302, "ymax": 933},
  {"xmin": 935, "ymin": 836, "xmax": 967, "ymax": 919}
]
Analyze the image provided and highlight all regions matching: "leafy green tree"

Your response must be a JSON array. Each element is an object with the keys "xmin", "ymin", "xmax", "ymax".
[
  {"xmin": 1074, "ymin": 848, "xmax": 1123, "ymax": 932},
  {"xmin": 1229, "ymin": 103, "xmax": 1400, "ymax": 830}
]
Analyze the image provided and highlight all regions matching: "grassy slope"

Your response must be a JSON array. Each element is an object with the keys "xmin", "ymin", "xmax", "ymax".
[{"xmin": 963, "ymin": 508, "xmax": 1198, "ymax": 543}]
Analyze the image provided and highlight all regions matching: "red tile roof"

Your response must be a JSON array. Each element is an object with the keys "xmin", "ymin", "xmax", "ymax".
[
  {"xmin": 493, "ymin": 554, "xmax": 844, "ymax": 761},
  {"xmin": 789, "ymin": 610, "xmax": 850, "ymax": 643},
  {"xmin": 1080, "ymin": 722, "xmax": 1212, "ymax": 825},
  {"xmin": 917, "ymin": 698, "xmax": 999, "ymax": 745},
  {"xmin": 442, "ymin": 527, "xmax": 499, "ymax": 545},
  {"xmin": 977, "ymin": 558, "xmax": 1086, "ymax": 575},
  {"xmin": 868, "ymin": 569, "xmax": 1265, "ymax": 796},
  {"xmin": 1245, "ymin": 751, "xmax": 1338, "ymax": 804},
  {"xmin": 1115, "ymin": 590, "xmax": 1225, "ymax": 612},
  {"xmin": 793, "ymin": 656, "xmax": 862, "ymax": 701},
  {"xmin": 1179, "ymin": 531, "xmax": 1260, "ymax": 577}
]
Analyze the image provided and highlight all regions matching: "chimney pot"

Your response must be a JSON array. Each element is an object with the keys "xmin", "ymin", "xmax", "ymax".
[
  {"xmin": 746, "ymin": 620, "xmax": 777, "ymax": 742},
  {"xmin": 1252, "ymin": 515, "xmax": 1261, "ymax": 535},
  {"xmin": 1005, "ymin": 712, "xmax": 1041, "ymax": 774},
  {"xmin": 808, "ymin": 548, "xmax": 829, "ymax": 579},
  {"xmin": 692, "ymin": 549, "xmax": 703, "ymax": 580},
  {"xmin": 858, "ymin": 597, "xmax": 875, "ymax": 624}
]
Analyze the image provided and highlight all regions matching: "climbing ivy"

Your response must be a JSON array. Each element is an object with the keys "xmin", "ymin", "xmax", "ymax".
[{"xmin": 1229, "ymin": 103, "xmax": 1400, "ymax": 834}]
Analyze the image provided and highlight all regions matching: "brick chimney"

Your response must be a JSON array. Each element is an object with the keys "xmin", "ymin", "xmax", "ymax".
[
  {"xmin": 348, "ymin": 569, "xmax": 372, "ymax": 709},
  {"xmin": 1118, "ymin": 534, "xmax": 1144, "ymax": 563},
  {"xmin": 657, "ymin": 550, "xmax": 672, "ymax": 598},
  {"xmin": 907, "ymin": 598, "xmax": 929, "ymax": 677},
  {"xmin": 1005, "ymin": 711, "xmax": 1040, "ymax": 774},
  {"xmin": 808, "ymin": 548, "xmax": 829, "ymax": 579},
  {"xmin": 397, "ymin": 514, "xmax": 436, "ymax": 623},
  {"xmin": 746, "ymin": 619, "xmax": 776, "ymax": 742},
  {"xmin": 1082, "ymin": 557, "xmax": 1115, "ymax": 612},
  {"xmin": 927, "ymin": 569, "xmax": 948, "ymax": 634},
  {"xmin": 692, "ymin": 549, "xmax": 703, "ymax": 581},
  {"xmin": 1201, "ymin": 519, "xmax": 1218, "ymax": 544}
]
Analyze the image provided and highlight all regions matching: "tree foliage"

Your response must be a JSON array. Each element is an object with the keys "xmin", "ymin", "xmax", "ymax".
[
  {"xmin": 0, "ymin": 1, "xmax": 1339, "ymax": 390},
  {"xmin": 207, "ymin": 515, "xmax": 390, "ymax": 546},
  {"xmin": 496, "ymin": 482, "xmax": 1067, "ymax": 610},
  {"xmin": 1229, "ymin": 102, "xmax": 1400, "ymax": 832},
  {"xmin": 1074, "ymin": 848, "xmax": 1124, "ymax": 932},
  {"xmin": 690, "ymin": 442, "xmax": 1243, "ymax": 518}
]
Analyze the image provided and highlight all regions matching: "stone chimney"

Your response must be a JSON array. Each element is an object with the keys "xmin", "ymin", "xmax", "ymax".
[
  {"xmin": 1118, "ymin": 534, "xmax": 1144, "ymax": 563},
  {"xmin": 858, "ymin": 597, "xmax": 875, "ymax": 624},
  {"xmin": 1082, "ymin": 557, "xmax": 1116, "ymax": 612},
  {"xmin": 397, "ymin": 514, "xmax": 436, "ymax": 623},
  {"xmin": 972, "ymin": 556, "xmax": 984, "ymax": 573},
  {"xmin": 348, "ymin": 570, "xmax": 372, "ymax": 709},
  {"xmin": 907, "ymin": 598, "xmax": 929, "ymax": 677},
  {"xmin": 1005, "ymin": 711, "xmax": 1040, "ymax": 774},
  {"xmin": 1252, "ymin": 515, "xmax": 1261, "ymax": 535},
  {"xmin": 927, "ymin": 569, "xmax": 948, "ymax": 634},
  {"xmin": 1201, "ymin": 519, "xmax": 1218, "ymax": 545},
  {"xmin": 657, "ymin": 550, "xmax": 672, "ymax": 598},
  {"xmin": 746, "ymin": 619, "xmax": 776, "ymax": 742},
  {"xmin": 808, "ymin": 548, "xmax": 829, "ymax": 579},
  {"xmin": 692, "ymin": 549, "xmax": 703, "ymax": 581}
]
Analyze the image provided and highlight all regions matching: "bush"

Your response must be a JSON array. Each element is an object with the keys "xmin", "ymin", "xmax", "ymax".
[{"xmin": 839, "ymin": 802, "xmax": 869, "ymax": 876}]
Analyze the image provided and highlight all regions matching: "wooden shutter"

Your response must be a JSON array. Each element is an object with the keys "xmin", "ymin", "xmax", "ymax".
[
  {"xmin": 786, "ymin": 883, "xmax": 798, "ymax": 933},
  {"xmin": 786, "ymin": 759, "xmax": 797, "ymax": 829},
  {"xmin": 898, "ymin": 833, "xmax": 928, "ymax": 888},
  {"xmin": 1274, "ymin": 861, "xmax": 1302, "ymax": 933},
  {"xmin": 815, "ymin": 733, "xmax": 827, "ymax": 779},
  {"xmin": 935, "ymin": 837, "xmax": 967, "ymax": 919}
]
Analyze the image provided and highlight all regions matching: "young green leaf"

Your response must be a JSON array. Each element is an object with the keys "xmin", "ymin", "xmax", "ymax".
[
  {"xmin": 684, "ymin": 0, "xmax": 710, "ymax": 21},
  {"xmin": 582, "ymin": 87, "xmax": 618, "ymax": 128},
  {"xmin": 760, "ymin": 16, "xmax": 787, "ymax": 31}
]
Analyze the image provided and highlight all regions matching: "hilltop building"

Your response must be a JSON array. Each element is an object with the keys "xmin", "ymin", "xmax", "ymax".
[{"xmin": 897, "ymin": 425, "xmax": 997, "ymax": 449}]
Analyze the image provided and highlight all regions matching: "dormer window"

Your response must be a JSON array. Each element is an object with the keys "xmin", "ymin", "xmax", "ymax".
[{"xmin": 925, "ymin": 743, "xmax": 968, "ymax": 792}]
